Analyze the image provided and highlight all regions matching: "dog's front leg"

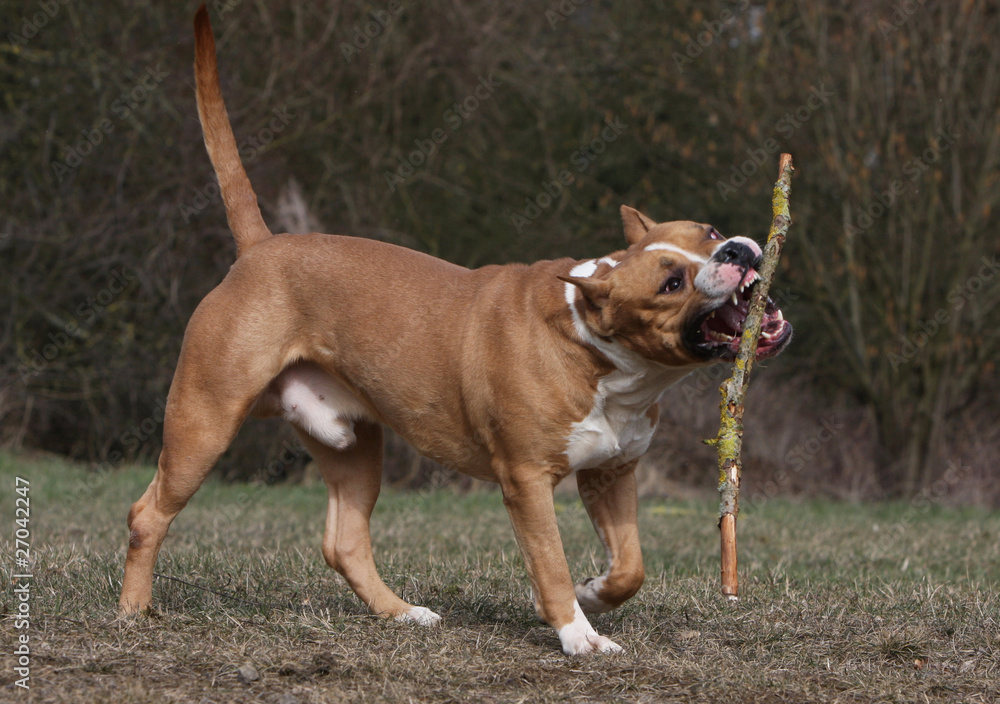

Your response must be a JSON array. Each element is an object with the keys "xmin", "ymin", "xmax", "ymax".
[
  {"xmin": 575, "ymin": 461, "xmax": 645, "ymax": 614},
  {"xmin": 500, "ymin": 469, "xmax": 623, "ymax": 655}
]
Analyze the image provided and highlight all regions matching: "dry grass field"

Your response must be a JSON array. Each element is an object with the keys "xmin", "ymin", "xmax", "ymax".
[{"xmin": 1, "ymin": 452, "xmax": 998, "ymax": 703}]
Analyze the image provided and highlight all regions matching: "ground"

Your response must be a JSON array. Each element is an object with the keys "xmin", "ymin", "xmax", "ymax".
[{"xmin": 1, "ymin": 452, "xmax": 998, "ymax": 703}]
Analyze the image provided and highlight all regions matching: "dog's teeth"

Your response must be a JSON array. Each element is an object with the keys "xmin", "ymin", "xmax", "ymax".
[
  {"xmin": 761, "ymin": 331, "xmax": 773, "ymax": 339},
  {"xmin": 731, "ymin": 293, "xmax": 739, "ymax": 305},
  {"xmin": 776, "ymin": 310, "xmax": 784, "ymax": 321},
  {"xmin": 706, "ymin": 330, "xmax": 735, "ymax": 342}
]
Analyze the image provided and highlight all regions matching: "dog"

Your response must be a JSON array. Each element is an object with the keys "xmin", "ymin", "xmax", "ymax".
[{"xmin": 119, "ymin": 5, "xmax": 792, "ymax": 655}]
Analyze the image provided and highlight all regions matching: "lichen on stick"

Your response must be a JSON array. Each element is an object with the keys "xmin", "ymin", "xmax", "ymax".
[{"xmin": 712, "ymin": 153, "xmax": 794, "ymax": 600}]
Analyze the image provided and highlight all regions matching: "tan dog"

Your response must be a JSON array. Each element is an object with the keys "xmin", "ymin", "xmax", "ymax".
[{"xmin": 119, "ymin": 6, "xmax": 792, "ymax": 655}]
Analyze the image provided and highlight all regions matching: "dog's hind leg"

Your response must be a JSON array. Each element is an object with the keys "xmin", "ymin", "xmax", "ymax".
[
  {"xmin": 296, "ymin": 422, "xmax": 440, "ymax": 626},
  {"xmin": 574, "ymin": 461, "xmax": 645, "ymax": 614},
  {"xmin": 119, "ymin": 380, "xmax": 252, "ymax": 614},
  {"xmin": 119, "ymin": 298, "xmax": 286, "ymax": 615}
]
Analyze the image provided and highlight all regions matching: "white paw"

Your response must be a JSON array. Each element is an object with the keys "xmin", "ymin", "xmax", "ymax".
[
  {"xmin": 561, "ymin": 631, "xmax": 624, "ymax": 655},
  {"xmin": 589, "ymin": 635, "xmax": 624, "ymax": 654},
  {"xmin": 396, "ymin": 606, "xmax": 441, "ymax": 626},
  {"xmin": 557, "ymin": 601, "xmax": 623, "ymax": 655}
]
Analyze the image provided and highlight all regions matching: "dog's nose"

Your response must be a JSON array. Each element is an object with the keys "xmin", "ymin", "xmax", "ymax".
[{"xmin": 713, "ymin": 240, "xmax": 759, "ymax": 269}]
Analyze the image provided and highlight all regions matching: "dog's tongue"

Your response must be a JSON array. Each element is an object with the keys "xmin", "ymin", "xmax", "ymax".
[{"xmin": 705, "ymin": 301, "xmax": 746, "ymax": 336}]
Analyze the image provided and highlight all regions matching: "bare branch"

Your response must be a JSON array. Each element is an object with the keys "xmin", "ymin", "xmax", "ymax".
[{"xmin": 714, "ymin": 153, "xmax": 794, "ymax": 600}]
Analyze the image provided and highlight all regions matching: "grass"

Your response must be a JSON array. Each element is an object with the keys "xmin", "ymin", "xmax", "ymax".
[{"xmin": 1, "ymin": 451, "xmax": 998, "ymax": 703}]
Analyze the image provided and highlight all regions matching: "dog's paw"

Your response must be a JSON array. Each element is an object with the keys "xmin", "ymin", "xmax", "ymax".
[
  {"xmin": 561, "ymin": 631, "xmax": 624, "ymax": 656},
  {"xmin": 558, "ymin": 602, "xmax": 623, "ymax": 655},
  {"xmin": 588, "ymin": 635, "xmax": 624, "ymax": 654},
  {"xmin": 117, "ymin": 603, "xmax": 160, "ymax": 621},
  {"xmin": 396, "ymin": 606, "xmax": 441, "ymax": 626}
]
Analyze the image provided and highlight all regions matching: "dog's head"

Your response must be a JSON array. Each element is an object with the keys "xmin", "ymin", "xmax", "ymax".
[{"xmin": 560, "ymin": 205, "xmax": 792, "ymax": 367}]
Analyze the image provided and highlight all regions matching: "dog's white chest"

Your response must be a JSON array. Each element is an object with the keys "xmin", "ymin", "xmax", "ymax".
[
  {"xmin": 564, "ymin": 365, "xmax": 681, "ymax": 471},
  {"xmin": 562, "ymin": 261, "xmax": 690, "ymax": 471}
]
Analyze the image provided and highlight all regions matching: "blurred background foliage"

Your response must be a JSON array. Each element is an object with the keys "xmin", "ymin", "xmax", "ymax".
[{"xmin": 1, "ymin": 0, "xmax": 998, "ymax": 502}]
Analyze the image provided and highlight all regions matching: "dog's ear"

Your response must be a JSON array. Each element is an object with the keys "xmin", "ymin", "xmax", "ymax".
[
  {"xmin": 558, "ymin": 275, "xmax": 610, "ymax": 305},
  {"xmin": 558, "ymin": 275, "xmax": 614, "ymax": 336},
  {"xmin": 620, "ymin": 205, "xmax": 657, "ymax": 246}
]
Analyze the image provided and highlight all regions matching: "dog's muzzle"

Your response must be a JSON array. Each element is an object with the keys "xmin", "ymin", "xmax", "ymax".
[
  {"xmin": 714, "ymin": 239, "xmax": 761, "ymax": 272},
  {"xmin": 686, "ymin": 237, "xmax": 792, "ymax": 361}
]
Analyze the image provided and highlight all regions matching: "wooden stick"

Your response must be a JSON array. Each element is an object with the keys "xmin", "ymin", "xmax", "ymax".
[{"xmin": 712, "ymin": 153, "xmax": 794, "ymax": 601}]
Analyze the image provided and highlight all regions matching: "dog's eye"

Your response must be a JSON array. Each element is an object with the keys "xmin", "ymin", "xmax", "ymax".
[
  {"xmin": 660, "ymin": 276, "xmax": 683, "ymax": 294},
  {"xmin": 708, "ymin": 228, "xmax": 723, "ymax": 240}
]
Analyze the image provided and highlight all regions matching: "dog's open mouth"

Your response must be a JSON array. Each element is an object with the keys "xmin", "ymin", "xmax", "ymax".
[{"xmin": 688, "ymin": 269, "xmax": 792, "ymax": 360}]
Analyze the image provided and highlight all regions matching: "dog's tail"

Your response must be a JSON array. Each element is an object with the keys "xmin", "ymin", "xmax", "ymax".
[{"xmin": 193, "ymin": 5, "xmax": 272, "ymax": 257}]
